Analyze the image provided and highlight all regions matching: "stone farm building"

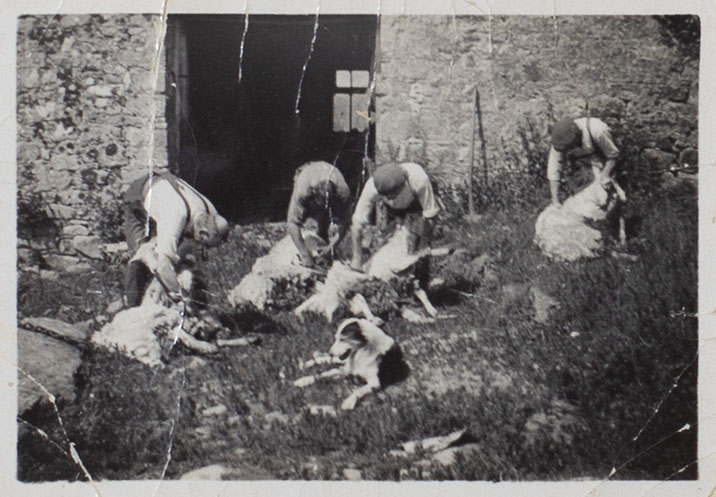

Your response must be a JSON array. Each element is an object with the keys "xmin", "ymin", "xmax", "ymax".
[{"xmin": 16, "ymin": 14, "xmax": 698, "ymax": 271}]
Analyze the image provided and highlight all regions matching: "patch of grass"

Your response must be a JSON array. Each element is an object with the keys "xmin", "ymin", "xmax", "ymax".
[
  {"xmin": 18, "ymin": 265, "xmax": 124, "ymax": 323},
  {"xmin": 17, "ymin": 178, "xmax": 696, "ymax": 481}
]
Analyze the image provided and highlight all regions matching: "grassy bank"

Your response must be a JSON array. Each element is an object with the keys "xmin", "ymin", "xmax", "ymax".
[{"xmin": 17, "ymin": 178, "xmax": 697, "ymax": 481}]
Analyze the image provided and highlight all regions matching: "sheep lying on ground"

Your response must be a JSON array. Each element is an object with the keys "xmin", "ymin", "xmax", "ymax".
[
  {"xmin": 227, "ymin": 232, "xmax": 325, "ymax": 311},
  {"xmin": 92, "ymin": 241, "xmax": 255, "ymax": 367},
  {"xmin": 228, "ymin": 225, "xmax": 451, "ymax": 324},
  {"xmin": 534, "ymin": 177, "xmax": 625, "ymax": 262},
  {"xmin": 295, "ymin": 227, "xmax": 442, "ymax": 324}
]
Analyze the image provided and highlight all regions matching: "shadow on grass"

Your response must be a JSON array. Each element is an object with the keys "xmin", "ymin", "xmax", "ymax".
[{"xmin": 217, "ymin": 306, "xmax": 289, "ymax": 336}]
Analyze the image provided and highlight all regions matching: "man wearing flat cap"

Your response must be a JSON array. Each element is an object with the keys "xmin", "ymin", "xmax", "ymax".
[
  {"xmin": 547, "ymin": 117, "xmax": 620, "ymax": 206},
  {"xmin": 122, "ymin": 172, "xmax": 230, "ymax": 307},
  {"xmin": 350, "ymin": 162, "xmax": 440, "ymax": 270},
  {"xmin": 286, "ymin": 161, "xmax": 352, "ymax": 268}
]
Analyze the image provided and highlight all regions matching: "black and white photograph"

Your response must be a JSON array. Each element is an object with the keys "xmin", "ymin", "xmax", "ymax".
[{"xmin": 5, "ymin": 0, "xmax": 715, "ymax": 495}]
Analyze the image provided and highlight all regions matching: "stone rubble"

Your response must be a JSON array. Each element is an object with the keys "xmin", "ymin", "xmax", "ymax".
[
  {"xmin": 17, "ymin": 327, "xmax": 83, "ymax": 413},
  {"xmin": 530, "ymin": 286, "xmax": 560, "ymax": 324}
]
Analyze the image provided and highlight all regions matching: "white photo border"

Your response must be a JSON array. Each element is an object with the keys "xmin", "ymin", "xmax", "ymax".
[{"xmin": 2, "ymin": 1, "xmax": 714, "ymax": 496}]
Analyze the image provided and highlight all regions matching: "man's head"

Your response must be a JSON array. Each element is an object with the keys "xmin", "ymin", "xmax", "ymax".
[
  {"xmin": 372, "ymin": 163, "xmax": 408, "ymax": 199},
  {"xmin": 314, "ymin": 179, "xmax": 337, "ymax": 199},
  {"xmin": 194, "ymin": 212, "xmax": 229, "ymax": 247},
  {"xmin": 552, "ymin": 119, "xmax": 582, "ymax": 152}
]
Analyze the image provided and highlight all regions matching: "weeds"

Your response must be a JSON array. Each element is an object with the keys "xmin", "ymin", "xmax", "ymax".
[{"xmin": 17, "ymin": 168, "xmax": 696, "ymax": 481}]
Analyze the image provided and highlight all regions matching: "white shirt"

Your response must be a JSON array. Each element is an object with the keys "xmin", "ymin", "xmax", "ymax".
[
  {"xmin": 143, "ymin": 176, "xmax": 218, "ymax": 264},
  {"xmin": 352, "ymin": 162, "xmax": 439, "ymax": 229},
  {"xmin": 546, "ymin": 117, "xmax": 619, "ymax": 182}
]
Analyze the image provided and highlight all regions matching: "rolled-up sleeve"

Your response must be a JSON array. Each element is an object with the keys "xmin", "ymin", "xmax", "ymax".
[
  {"xmin": 594, "ymin": 128, "xmax": 619, "ymax": 160},
  {"xmin": 286, "ymin": 189, "xmax": 306, "ymax": 226},
  {"xmin": 145, "ymin": 181, "xmax": 187, "ymax": 264},
  {"xmin": 352, "ymin": 178, "xmax": 379, "ymax": 229},
  {"xmin": 414, "ymin": 175, "xmax": 439, "ymax": 219},
  {"xmin": 546, "ymin": 146, "xmax": 564, "ymax": 182}
]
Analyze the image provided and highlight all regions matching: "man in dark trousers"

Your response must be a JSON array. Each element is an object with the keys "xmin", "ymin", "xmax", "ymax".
[
  {"xmin": 286, "ymin": 161, "xmax": 352, "ymax": 268},
  {"xmin": 122, "ymin": 172, "xmax": 229, "ymax": 307}
]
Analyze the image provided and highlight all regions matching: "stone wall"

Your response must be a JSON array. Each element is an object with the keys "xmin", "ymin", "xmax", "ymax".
[
  {"xmin": 16, "ymin": 14, "xmax": 168, "ymax": 272},
  {"xmin": 375, "ymin": 16, "xmax": 698, "ymax": 188},
  {"xmin": 16, "ymin": 15, "xmax": 699, "ymax": 271}
]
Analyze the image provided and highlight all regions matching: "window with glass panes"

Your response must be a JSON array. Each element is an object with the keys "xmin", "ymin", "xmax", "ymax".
[{"xmin": 333, "ymin": 70, "xmax": 371, "ymax": 132}]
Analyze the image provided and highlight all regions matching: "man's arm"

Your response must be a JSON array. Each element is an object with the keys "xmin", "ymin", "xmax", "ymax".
[
  {"xmin": 350, "ymin": 223, "xmax": 364, "ymax": 270},
  {"xmin": 350, "ymin": 179, "xmax": 379, "ymax": 271},
  {"xmin": 287, "ymin": 221, "xmax": 314, "ymax": 267},
  {"xmin": 408, "ymin": 170, "xmax": 438, "ymax": 253},
  {"xmin": 155, "ymin": 253, "xmax": 182, "ymax": 299},
  {"xmin": 147, "ymin": 180, "xmax": 187, "ymax": 300},
  {"xmin": 316, "ymin": 219, "xmax": 349, "ymax": 262},
  {"xmin": 594, "ymin": 125, "xmax": 619, "ymax": 186},
  {"xmin": 601, "ymin": 158, "xmax": 617, "ymax": 185},
  {"xmin": 412, "ymin": 170, "xmax": 440, "ymax": 217},
  {"xmin": 286, "ymin": 183, "xmax": 316, "ymax": 267},
  {"xmin": 546, "ymin": 147, "xmax": 564, "ymax": 205}
]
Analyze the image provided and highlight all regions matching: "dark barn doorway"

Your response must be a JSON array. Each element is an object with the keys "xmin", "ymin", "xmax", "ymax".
[{"xmin": 166, "ymin": 15, "xmax": 378, "ymax": 223}]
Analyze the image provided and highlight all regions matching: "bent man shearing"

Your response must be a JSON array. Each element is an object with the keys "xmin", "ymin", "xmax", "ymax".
[
  {"xmin": 122, "ymin": 172, "xmax": 229, "ymax": 307},
  {"xmin": 547, "ymin": 117, "xmax": 621, "ymax": 206},
  {"xmin": 286, "ymin": 161, "xmax": 352, "ymax": 268},
  {"xmin": 350, "ymin": 162, "xmax": 440, "ymax": 271}
]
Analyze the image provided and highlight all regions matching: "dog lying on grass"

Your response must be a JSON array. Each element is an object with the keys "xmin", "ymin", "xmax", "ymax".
[{"xmin": 293, "ymin": 318, "xmax": 408, "ymax": 410}]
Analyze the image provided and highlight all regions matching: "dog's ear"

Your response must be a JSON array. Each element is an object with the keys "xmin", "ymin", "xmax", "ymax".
[{"xmin": 338, "ymin": 321, "xmax": 366, "ymax": 344}]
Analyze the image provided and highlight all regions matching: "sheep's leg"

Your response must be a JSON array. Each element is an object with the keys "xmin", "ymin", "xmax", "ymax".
[
  {"xmin": 413, "ymin": 279, "xmax": 438, "ymax": 317},
  {"xmin": 170, "ymin": 327, "xmax": 219, "ymax": 354},
  {"xmin": 294, "ymin": 367, "xmax": 344, "ymax": 388},
  {"xmin": 342, "ymin": 379, "xmax": 380, "ymax": 410},
  {"xmin": 618, "ymin": 215, "xmax": 626, "ymax": 246},
  {"xmin": 348, "ymin": 293, "xmax": 385, "ymax": 326},
  {"xmin": 300, "ymin": 352, "xmax": 339, "ymax": 370}
]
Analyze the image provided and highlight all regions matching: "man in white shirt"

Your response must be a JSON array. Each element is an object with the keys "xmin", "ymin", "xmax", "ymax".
[
  {"xmin": 122, "ymin": 173, "xmax": 229, "ymax": 307},
  {"xmin": 350, "ymin": 162, "xmax": 440, "ymax": 270},
  {"xmin": 547, "ymin": 117, "xmax": 620, "ymax": 206}
]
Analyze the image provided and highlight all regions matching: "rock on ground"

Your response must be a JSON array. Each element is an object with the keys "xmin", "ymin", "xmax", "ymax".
[
  {"xmin": 342, "ymin": 468, "xmax": 362, "ymax": 480},
  {"xmin": 306, "ymin": 404, "xmax": 338, "ymax": 417},
  {"xmin": 432, "ymin": 443, "xmax": 482, "ymax": 467},
  {"xmin": 20, "ymin": 316, "xmax": 91, "ymax": 343},
  {"xmin": 530, "ymin": 286, "xmax": 560, "ymax": 324},
  {"xmin": 534, "ymin": 178, "xmax": 618, "ymax": 261},
  {"xmin": 400, "ymin": 429, "xmax": 469, "ymax": 455},
  {"xmin": 202, "ymin": 404, "xmax": 228, "ymax": 417},
  {"xmin": 179, "ymin": 464, "xmax": 227, "ymax": 480},
  {"xmin": 391, "ymin": 428, "xmax": 481, "ymax": 468},
  {"xmin": 18, "ymin": 328, "xmax": 83, "ymax": 413}
]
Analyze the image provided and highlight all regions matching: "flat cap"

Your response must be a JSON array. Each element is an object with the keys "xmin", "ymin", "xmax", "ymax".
[
  {"xmin": 372, "ymin": 164, "xmax": 407, "ymax": 196},
  {"xmin": 552, "ymin": 119, "xmax": 581, "ymax": 152}
]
